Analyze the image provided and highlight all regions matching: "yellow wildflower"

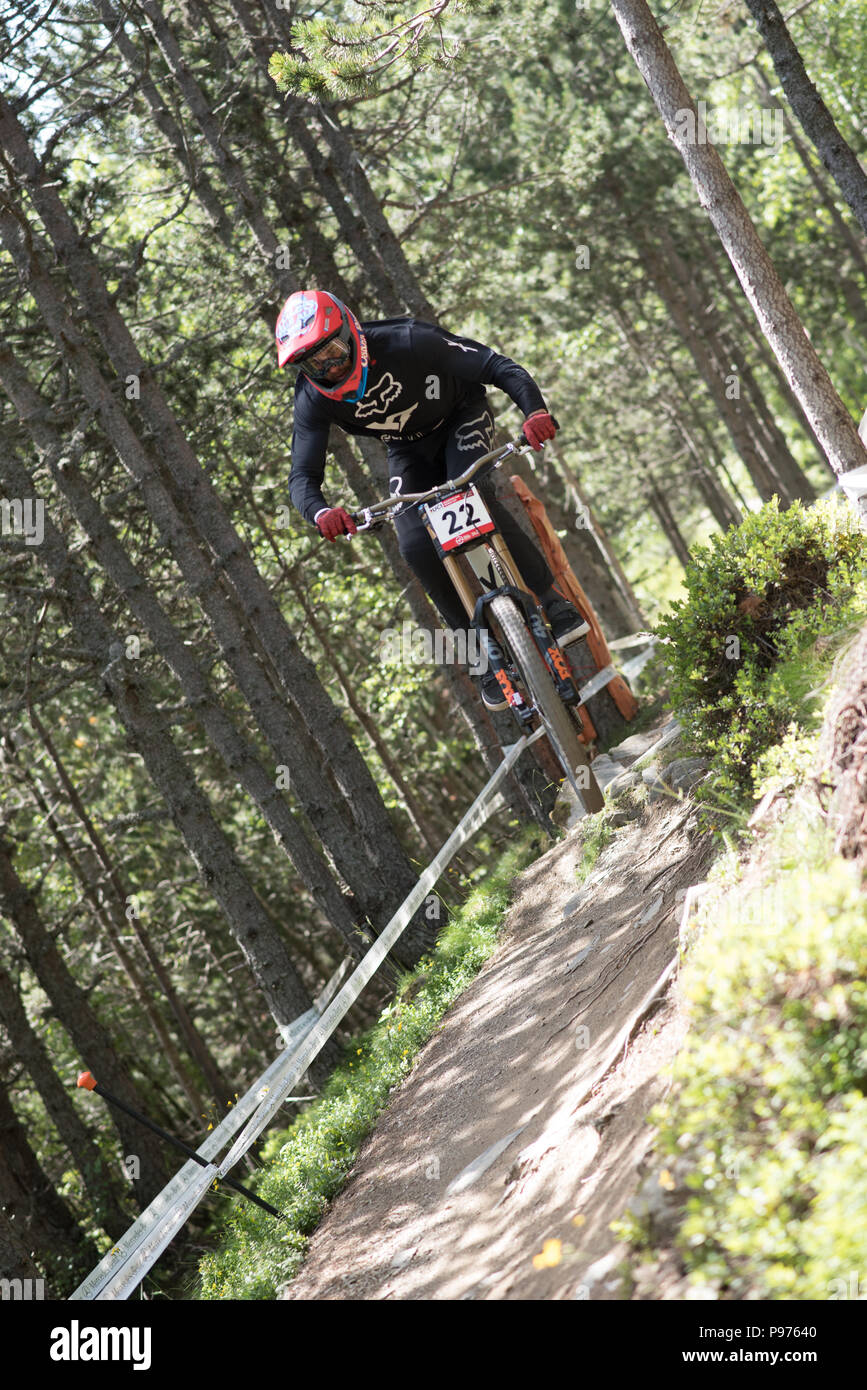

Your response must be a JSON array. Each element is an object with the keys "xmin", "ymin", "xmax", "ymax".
[{"xmin": 532, "ymin": 1238, "xmax": 562, "ymax": 1270}]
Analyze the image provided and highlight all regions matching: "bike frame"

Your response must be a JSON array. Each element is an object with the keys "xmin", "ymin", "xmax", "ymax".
[{"xmin": 353, "ymin": 437, "xmax": 580, "ymax": 723}]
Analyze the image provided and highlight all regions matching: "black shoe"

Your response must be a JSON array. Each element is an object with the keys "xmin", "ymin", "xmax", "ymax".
[
  {"xmin": 478, "ymin": 669, "xmax": 508, "ymax": 711},
  {"xmin": 544, "ymin": 596, "xmax": 590, "ymax": 646}
]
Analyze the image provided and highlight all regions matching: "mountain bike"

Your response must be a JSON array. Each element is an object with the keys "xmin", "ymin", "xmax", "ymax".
[{"xmin": 351, "ymin": 436, "xmax": 606, "ymax": 817}]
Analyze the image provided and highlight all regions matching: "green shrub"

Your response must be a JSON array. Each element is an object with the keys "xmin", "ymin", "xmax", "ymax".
[
  {"xmin": 655, "ymin": 498, "xmax": 867, "ymax": 800},
  {"xmin": 650, "ymin": 805, "xmax": 867, "ymax": 1299}
]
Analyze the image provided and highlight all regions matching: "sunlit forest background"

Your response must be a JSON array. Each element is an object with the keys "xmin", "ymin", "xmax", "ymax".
[{"xmin": 1, "ymin": 0, "xmax": 865, "ymax": 1295}]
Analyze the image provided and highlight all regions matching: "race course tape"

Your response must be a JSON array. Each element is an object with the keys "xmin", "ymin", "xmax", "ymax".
[
  {"xmin": 70, "ymin": 725, "xmax": 547, "ymax": 1301},
  {"xmin": 214, "ymin": 725, "xmax": 548, "ymax": 1177},
  {"xmin": 838, "ymin": 462, "xmax": 867, "ymax": 506}
]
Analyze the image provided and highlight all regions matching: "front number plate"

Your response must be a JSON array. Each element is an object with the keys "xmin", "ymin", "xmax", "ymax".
[{"xmin": 425, "ymin": 487, "xmax": 495, "ymax": 551}]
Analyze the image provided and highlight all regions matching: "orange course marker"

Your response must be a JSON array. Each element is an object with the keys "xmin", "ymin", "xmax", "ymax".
[{"xmin": 75, "ymin": 1066, "xmax": 283, "ymax": 1218}]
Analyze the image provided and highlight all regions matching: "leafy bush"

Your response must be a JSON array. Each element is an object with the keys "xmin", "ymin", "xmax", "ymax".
[
  {"xmin": 655, "ymin": 498, "xmax": 867, "ymax": 799},
  {"xmin": 649, "ymin": 804, "xmax": 867, "ymax": 1298}
]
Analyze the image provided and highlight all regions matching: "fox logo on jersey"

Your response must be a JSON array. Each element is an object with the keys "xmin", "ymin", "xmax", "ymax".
[
  {"xmin": 353, "ymin": 372, "xmax": 418, "ymax": 433},
  {"xmin": 355, "ymin": 372, "xmax": 402, "ymax": 420},
  {"xmin": 454, "ymin": 410, "xmax": 494, "ymax": 452}
]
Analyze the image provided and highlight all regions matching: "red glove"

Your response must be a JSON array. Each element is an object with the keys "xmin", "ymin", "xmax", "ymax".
[
  {"xmin": 316, "ymin": 507, "xmax": 357, "ymax": 542},
  {"xmin": 523, "ymin": 410, "xmax": 557, "ymax": 451}
]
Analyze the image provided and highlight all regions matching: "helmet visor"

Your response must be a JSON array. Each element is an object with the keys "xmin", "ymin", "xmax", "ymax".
[{"xmin": 294, "ymin": 337, "xmax": 352, "ymax": 385}]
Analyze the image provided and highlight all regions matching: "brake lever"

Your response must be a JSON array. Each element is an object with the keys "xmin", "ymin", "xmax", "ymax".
[{"xmin": 348, "ymin": 507, "xmax": 387, "ymax": 537}]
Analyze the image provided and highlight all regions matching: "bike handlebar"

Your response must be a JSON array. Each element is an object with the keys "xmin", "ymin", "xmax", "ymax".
[{"xmin": 348, "ymin": 433, "xmax": 533, "ymax": 532}]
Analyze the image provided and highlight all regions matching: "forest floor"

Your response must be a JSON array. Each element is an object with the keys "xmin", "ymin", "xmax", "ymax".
[{"xmin": 281, "ymin": 714, "xmax": 720, "ymax": 1300}]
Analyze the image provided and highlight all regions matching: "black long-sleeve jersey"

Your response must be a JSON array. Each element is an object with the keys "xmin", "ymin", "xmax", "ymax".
[{"xmin": 287, "ymin": 317, "xmax": 547, "ymax": 524}]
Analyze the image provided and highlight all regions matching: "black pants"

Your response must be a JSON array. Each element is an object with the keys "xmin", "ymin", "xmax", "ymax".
[{"xmin": 387, "ymin": 401, "xmax": 555, "ymax": 633}]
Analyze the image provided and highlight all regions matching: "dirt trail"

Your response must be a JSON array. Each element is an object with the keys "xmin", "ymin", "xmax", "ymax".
[{"xmin": 283, "ymin": 719, "xmax": 717, "ymax": 1300}]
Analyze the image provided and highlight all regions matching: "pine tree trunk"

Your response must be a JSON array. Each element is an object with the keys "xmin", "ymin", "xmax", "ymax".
[
  {"xmin": 100, "ymin": 0, "xmax": 359, "ymax": 316},
  {"xmin": 638, "ymin": 459, "xmax": 693, "ymax": 569},
  {"xmin": 635, "ymin": 223, "xmax": 797, "ymax": 503},
  {"xmin": 698, "ymin": 228, "xmax": 835, "ymax": 477},
  {"xmin": 134, "ymin": 0, "xmax": 358, "ymax": 306},
  {"xmin": 0, "ymin": 1079, "xmax": 98, "ymax": 1288},
  {"xmin": 0, "ymin": 452, "xmax": 335, "ymax": 1076},
  {"xmin": 610, "ymin": 303, "xmax": 743, "ymax": 529},
  {"xmin": 7, "ymin": 724, "xmax": 213, "ymax": 1117},
  {"xmin": 610, "ymin": 0, "xmax": 867, "ymax": 521},
  {"xmin": 672, "ymin": 414, "xmax": 743, "ymax": 530},
  {"xmin": 264, "ymin": 0, "xmax": 437, "ymax": 317},
  {"xmin": 96, "ymin": 0, "xmax": 235, "ymax": 243},
  {"xmin": 126, "ymin": 3, "xmax": 295, "ymax": 300},
  {"xmin": 743, "ymin": 0, "xmax": 867, "ymax": 239},
  {"xmin": 0, "ymin": 1207, "xmax": 42, "ymax": 1286},
  {"xmin": 0, "ymin": 962, "xmax": 130, "ymax": 1241},
  {"xmin": 216, "ymin": 0, "xmax": 403, "ymax": 312},
  {"xmin": 0, "ymin": 179, "xmax": 434, "ymax": 966},
  {"xmin": 751, "ymin": 64, "xmax": 867, "ymax": 295},
  {"xmin": 615, "ymin": 292, "xmax": 757, "ymax": 511},
  {"xmin": 0, "ymin": 841, "xmax": 170, "ymax": 1204},
  {"xmin": 656, "ymin": 226, "xmax": 817, "ymax": 504},
  {"xmin": 0, "ymin": 341, "xmax": 368, "ymax": 969}
]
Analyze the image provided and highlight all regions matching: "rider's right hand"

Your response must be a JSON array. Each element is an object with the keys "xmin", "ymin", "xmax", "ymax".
[
  {"xmin": 316, "ymin": 507, "xmax": 358, "ymax": 542},
  {"xmin": 522, "ymin": 410, "xmax": 557, "ymax": 451}
]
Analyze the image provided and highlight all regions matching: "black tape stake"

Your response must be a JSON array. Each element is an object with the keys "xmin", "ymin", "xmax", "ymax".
[{"xmin": 76, "ymin": 1070, "xmax": 282, "ymax": 1220}]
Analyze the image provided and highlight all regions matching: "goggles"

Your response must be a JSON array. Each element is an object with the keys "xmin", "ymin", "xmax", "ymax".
[{"xmin": 293, "ymin": 336, "xmax": 352, "ymax": 384}]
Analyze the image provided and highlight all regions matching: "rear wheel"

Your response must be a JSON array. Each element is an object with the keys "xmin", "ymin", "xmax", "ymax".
[{"xmin": 489, "ymin": 596, "xmax": 604, "ymax": 815}]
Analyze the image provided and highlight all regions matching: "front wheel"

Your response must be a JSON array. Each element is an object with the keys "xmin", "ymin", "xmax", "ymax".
[{"xmin": 489, "ymin": 596, "xmax": 604, "ymax": 815}]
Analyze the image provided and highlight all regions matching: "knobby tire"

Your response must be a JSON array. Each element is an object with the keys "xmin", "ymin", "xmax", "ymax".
[{"xmin": 489, "ymin": 596, "xmax": 604, "ymax": 815}]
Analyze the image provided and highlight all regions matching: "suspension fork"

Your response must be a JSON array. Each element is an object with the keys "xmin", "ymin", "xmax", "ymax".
[
  {"xmin": 474, "ymin": 586, "xmax": 580, "ymax": 710},
  {"xmin": 480, "ymin": 538, "xmax": 580, "ymax": 700},
  {"xmin": 441, "ymin": 537, "xmax": 578, "ymax": 710}
]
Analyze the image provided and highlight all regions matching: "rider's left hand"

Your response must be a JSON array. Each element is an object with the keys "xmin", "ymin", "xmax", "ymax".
[{"xmin": 523, "ymin": 410, "xmax": 557, "ymax": 451}]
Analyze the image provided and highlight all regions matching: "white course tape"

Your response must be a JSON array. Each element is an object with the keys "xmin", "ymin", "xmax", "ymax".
[
  {"xmin": 94, "ymin": 1166, "xmax": 220, "ymax": 1302},
  {"xmin": 215, "ymin": 726, "xmax": 548, "ymax": 1176},
  {"xmin": 605, "ymin": 631, "xmax": 655, "ymax": 650},
  {"xmin": 838, "ymin": 463, "xmax": 867, "ymax": 505},
  {"xmin": 577, "ymin": 663, "xmax": 618, "ymax": 701},
  {"xmin": 621, "ymin": 639, "xmax": 658, "ymax": 681},
  {"xmin": 70, "ymin": 728, "xmax": 545, "ymax": 1300}
]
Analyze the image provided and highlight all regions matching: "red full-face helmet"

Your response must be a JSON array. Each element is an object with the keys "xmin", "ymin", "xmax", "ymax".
[{"xmin": 275, "ymin": 289, "xmax": 368, "ymax": 403}]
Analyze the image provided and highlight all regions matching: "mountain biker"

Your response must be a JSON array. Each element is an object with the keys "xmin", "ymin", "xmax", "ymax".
[{"xmin": 278, "ymin": 289, "xmax": 590, "ymax": 710}]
